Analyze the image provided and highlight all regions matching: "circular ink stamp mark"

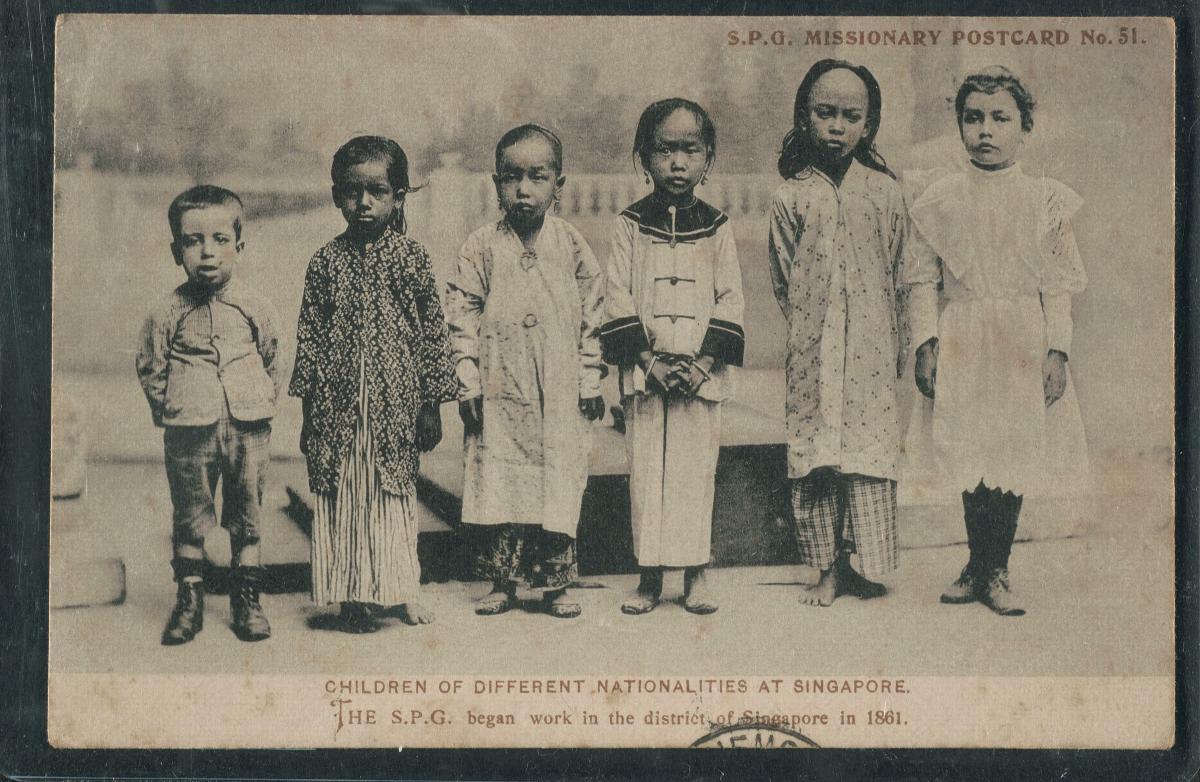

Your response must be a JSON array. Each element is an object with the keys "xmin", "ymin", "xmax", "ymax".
[{"xmin": 691, "ymin": 722, "xmax": 821, "ymax": 748}]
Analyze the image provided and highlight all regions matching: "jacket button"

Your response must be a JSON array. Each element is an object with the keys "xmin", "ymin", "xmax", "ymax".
[
  {"xmin": 670, "ymin": 276, "xmax": 679, "ymax": 285},
  {"xmin": 523, "ymin": 314, "xmax": 538, "ymax": 328}
]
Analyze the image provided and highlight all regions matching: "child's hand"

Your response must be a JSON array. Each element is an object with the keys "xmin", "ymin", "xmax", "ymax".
[
  {"xmin": 415, "ymin": 404, "xmax": 443, "ymax": 452},
  {"xmin": 675, "ymin": 355, "xmax": 716, "ymax": 399},
  {"xmin": 914, "ymin": 338, "xmax": 938, "ymax": 399},
  {"xmin": 458, "ymin": 396, "xmax": 484, "ymax": 436},
  {"xmin": 1043, "ymin": 350, "xmax": 1068, "ymax": 407},
  {"xmin": 639, "ymin": 351, "xmax": 675, "ymax": 395},
  {"xmin": 579, "ymin": 395, "xmax": 605, "ymax": 421}
]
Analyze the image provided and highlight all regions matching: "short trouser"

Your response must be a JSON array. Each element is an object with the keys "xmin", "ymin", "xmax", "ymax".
[{"xmin": 164, "ymin": 416, "xmax": 271, "ymax": 547}]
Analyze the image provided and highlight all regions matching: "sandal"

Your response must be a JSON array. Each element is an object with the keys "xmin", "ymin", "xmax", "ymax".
[
  {"xmin": 543, "ymin": 589, "xmax": 581, "ymax": 619},
  {"xmin": 475, "ymin": 588, "xmax": 516, "ymax": 616},
  {"xmin": 620, "ymin": 593, "xmax": 659, "ymax": 615}
]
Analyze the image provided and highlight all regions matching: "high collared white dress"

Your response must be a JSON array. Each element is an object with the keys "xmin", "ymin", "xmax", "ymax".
[{"xmin": 901, "ymin": 162, "xmax": 1090, "ymax": 498}]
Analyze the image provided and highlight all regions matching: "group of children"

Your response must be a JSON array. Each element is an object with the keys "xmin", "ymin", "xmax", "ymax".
[{"xmin": 136, "ymin": 62, "xmax": 1088, "ymax": 644}]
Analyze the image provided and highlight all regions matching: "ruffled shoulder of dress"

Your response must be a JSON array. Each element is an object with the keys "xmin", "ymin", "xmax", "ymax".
[
  {"xmin": 909, "ymin": 169, "xmax": 968, "ymax": 214},
  {"xmin": 1039, "ymin": 177, "xmax": 1084, "ymax": 230},
  {"xmin": 619, "ymin": 193, "xmax": 728, "ymax": 241}
]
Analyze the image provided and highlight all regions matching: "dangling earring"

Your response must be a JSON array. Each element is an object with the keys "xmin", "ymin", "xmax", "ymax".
[{"xmin": 643, "ymin": 171, "xmax": 650, "ymax": 185}]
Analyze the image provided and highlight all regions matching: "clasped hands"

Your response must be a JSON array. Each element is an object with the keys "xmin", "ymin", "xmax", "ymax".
[
  {"xmin": 639, "ymin": 351, "xmax": 716, "ymax": 399},
  {"xmin": 914, "ymin": 338, "xmax": 1068, "ymax": 408}
]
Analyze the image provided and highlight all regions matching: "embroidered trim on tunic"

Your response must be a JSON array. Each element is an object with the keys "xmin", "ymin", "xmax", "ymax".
[
  {"xmin": 620, "ymin": 194, "xmax": 728, "ymax": 243},
  {"xmin": 599, "ymin": 315, "xmax": 650, "ymax": 364},
  {"xmin": 699, "ymin": 318, "xmax": 745, "ymax": 367}
]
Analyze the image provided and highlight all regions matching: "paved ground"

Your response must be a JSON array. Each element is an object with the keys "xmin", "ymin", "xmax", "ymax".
[{"xmin": 51, "ymin": 459, "xmax": 1174, "ymax": 677}]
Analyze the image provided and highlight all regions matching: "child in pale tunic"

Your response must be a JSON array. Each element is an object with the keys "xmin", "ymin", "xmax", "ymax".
[
  {"xmin": 445, "ymin": 124, "xmax": 605, "ymax": 619},
  {"xmin": 901, "ymin": 67, "xmax": 1089, "ymax": 616},
  {"xmin": 768, "ymin": 59, "xmax": 908, "ymax": 608},
  {"xmin": 290, "ymin": 136, "xmax": 458, "ymax": 633},
  {"xmin": 601, "ymin": 99, "xmax": 745, "ymax": 615}
]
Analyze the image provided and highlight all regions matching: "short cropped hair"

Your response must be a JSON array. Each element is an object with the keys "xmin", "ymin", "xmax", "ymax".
[
  {"xmin": 955, "ymin": 66, "xmax": 1036, "ymax": 132},
  {"xmin": 168, "ymin": 185, "xmax": 244, "ymax": 241}
]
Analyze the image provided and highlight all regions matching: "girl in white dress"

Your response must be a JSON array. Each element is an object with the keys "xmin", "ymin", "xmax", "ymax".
[{"xmin": 901, "ymin": 67, "xmax": 1089, "ymax": 616}]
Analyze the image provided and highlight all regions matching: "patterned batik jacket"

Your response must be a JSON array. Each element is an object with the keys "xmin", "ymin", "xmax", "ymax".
[{"xmin": 289, "ymin": 223, "xmax": 457, "ymax": 496}]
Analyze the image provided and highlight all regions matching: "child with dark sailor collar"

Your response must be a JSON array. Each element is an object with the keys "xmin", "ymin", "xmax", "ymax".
[{"xmin": 600, "ymin": 98, "xmax": 745, "ymax": 616}]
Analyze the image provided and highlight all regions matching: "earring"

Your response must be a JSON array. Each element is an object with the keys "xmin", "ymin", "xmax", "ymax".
[
  {"xmin": 496, "ymin": 197, "xmax": 503, "ymax": 211},
  {"xmin": 701, "ymin": 173, "xmax": 708, "ymax": 186},
  {"xmin": 644, "ymin": 171, "xmax": 650, "ymax": 185}
]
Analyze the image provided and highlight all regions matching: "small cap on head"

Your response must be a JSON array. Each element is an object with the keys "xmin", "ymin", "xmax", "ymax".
[{"xmin": 495, "ymin": 123, "xmax": 564, "ymax": 174}]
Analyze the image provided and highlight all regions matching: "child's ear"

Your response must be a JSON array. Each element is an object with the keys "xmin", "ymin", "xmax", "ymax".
[
  {"xmin": 236, "ymin": 239, "xmax": 245, "ymax": 253},
  {"xmin": 170, "ymin": 241, "xmax": 183, "ymax": 266},
  {"xmin": 330, "ymin": 185, "xmax": 340, "ymax": 208}
]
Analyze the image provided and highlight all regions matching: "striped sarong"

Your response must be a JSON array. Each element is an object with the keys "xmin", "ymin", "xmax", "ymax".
[{"xmin": 310, "ymin": 358, "xmax": 421, "ymax": 606}]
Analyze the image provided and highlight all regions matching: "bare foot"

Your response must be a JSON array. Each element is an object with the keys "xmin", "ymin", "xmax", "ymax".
[
  {"xmin": 798, "ymin": 568, "xmax": 837, "ymax": 607},
  {"xmin": 398, "ymin": 601, "xmax": 435, "ymax": 625},
  {"xmin": 836, "ymin": 558, "xmax": 887, "ymax": 599},
  {"xmin": 795, "ymin": 564, "xmax": 822, "ymax": 586}
]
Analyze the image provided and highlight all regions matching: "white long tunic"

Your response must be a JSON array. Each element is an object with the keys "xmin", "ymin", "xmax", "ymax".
[
  {"xmin": 445, "ymin": 217, "xmax": 604, "ymax": 537},
  {"xmin": 901, "ymin": 163, "xmax": 1090, "ymax": 497},
  {"xmin": 600, "ymin": 194, "xmax": 745, "ymax": 567},
  {"xmin": 768, "ymin": 161, "xmax": 908, "ymax": 481}
]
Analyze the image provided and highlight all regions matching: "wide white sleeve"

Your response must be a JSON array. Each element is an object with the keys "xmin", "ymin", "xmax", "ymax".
[
  {"xmin": 444, "ymin": 233, "xmax": 488, "ymax": 400},
  {"xmin": 767, "ymin": 188, "xmax": 800, "ymax": 318},
  {"xmin": 599, "ymin": 216, "xmax": 649, "ymax": 366},
  {"xmin": 899, "ymin": 219, "xmax": 942, "ymax": 350},
  {"xmin": 571, "ymin": 227, "xmax": 605, "ymax": 397},
  {"xmin": 1040, "ymin": 180, "xmax": 1087, "ymax": 355}
]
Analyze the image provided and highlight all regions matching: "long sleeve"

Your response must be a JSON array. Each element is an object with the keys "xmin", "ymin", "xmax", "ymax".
[
  {"xmin": 444, "ymin": 233, "xmax": 487, "ymax": 400},
  {"xmin": 135, "ymin": 303, "xmax": 173, "ymax": 427},
  {"xmin": 899, "ymin": 221, "xmax": 942, "ymax": 350},
  {"xmin": 768, "ymin": 188, "xmax": 801, "ymax": 318},
  {"xmin": 1039, "ymin": 180, "xmax": 1087, "ymax": 355},
  {"xmin": 409, "ymin": 242, "xmax": 459, "ymax": 406},
  {"xmin": 289, "ymin": 251, "xmax": 330, "ymax": 400},
  {"xmin": 887, "ymin": 188, "xmax": 912, "ymax": 377},
  {"xmin": 570, "ymin": 228, "xmax": 605, "ymax": 397},
  {"xmin": 252, "ymin": 298, "xmax": 285, "ymax": 403},
  {"xmin": 699, "ymin": 226, "xmax": 746, "ymax": 366},
  {"xmin": 599, "ymin": 217, "xmax": 649, "ymax": 364}
]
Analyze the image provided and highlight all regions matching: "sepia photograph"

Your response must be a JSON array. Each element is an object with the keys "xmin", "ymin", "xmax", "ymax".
[{"xmin": 46, "ymin": 13, "xmax": 1175, "ymax": 749}]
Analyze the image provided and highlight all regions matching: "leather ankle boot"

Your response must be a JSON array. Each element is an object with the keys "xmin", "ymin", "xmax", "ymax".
[
  {"xmin": 162, "ymin": 579, "xmax": 205, "ymax": 645},
  {"xmin": 230, "ymin": 566, "xmax": 271, "ymax": 641},
  {"xmin": 941, "ymin": 489, "xmax": 985, "ymax": 604},
  {"xmin": 979, "ymin": 491, "xmax": 1025, "ymax": 617}
]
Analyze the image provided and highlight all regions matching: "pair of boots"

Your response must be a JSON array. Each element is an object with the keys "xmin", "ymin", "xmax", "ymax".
[
  {"xmin": 940, "ymin": 485, "xmax": 1025, "ymax": 616},
  {"xmin": 162, "ymin": 559, "xmax": 272, "ymax": 645}
]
